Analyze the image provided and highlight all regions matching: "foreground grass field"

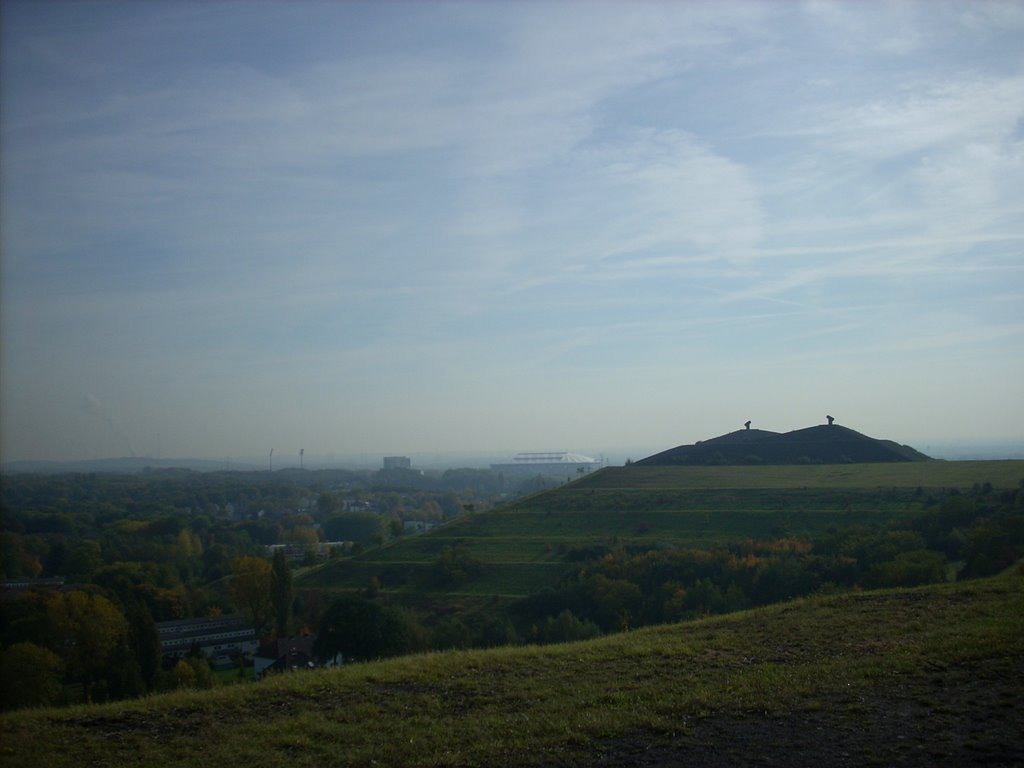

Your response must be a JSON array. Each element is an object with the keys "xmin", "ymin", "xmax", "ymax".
[{"xmin": 3, "ymin": 567, "xmax": 1022, "ymax": 767}]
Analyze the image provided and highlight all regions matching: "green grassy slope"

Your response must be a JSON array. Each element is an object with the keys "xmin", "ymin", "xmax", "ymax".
[
  {"xmin": 577, "ymin": 460, "xmax": 1024, "ymax": 490},
  {"xmin": 301, "ymin": 461, "xmax": 1024, "ymax": 598},
  {"xmin": 3, "ymin": 569, "xmax": 1022, "ymax": 767}
]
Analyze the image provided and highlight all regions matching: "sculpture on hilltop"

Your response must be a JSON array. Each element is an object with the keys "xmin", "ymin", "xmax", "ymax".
[
  {"xmin": 744, "ymin": 420, "xmax": 751, "ymax": 430},
  {"xmin": 827, "ymin": 415, "xmax": 834, "ymax": 426}
]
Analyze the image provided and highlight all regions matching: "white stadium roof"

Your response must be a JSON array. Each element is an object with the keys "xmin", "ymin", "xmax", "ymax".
[{"xmin": 509, "ymin": 452, "xmax": 597, "ymax": 464}]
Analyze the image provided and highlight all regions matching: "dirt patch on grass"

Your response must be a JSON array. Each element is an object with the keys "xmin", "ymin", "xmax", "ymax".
[
  {"xmin": 72, "ymin": 706, "xmax": 213, "ymax": 740},
  {"xmin": 589, "ymin": 655, "xmax": 1024, "ymax": 767}
]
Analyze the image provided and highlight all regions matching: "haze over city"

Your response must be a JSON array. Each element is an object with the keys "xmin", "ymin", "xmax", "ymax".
[{"xmin": 2, "ymin": 1, "xmax": 1023, "ymax": 465}]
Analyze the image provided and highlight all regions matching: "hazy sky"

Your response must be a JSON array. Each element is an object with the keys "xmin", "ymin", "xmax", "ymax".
[{"xmin": 2, "ymin": 1, "xmax": 1023, "ymax": 464}]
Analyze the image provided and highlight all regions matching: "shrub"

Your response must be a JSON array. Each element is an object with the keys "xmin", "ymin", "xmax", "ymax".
[
  {"xmin": 0, "ymin": 642, "xmax": 64, "ymax": 710},
  {"xmin": 863, "ymin": 550, "xmax": 948, "ymax": 589},
  {"xmin": 537, "ymin": 610, "xmax": 601, "ymax": 644}
]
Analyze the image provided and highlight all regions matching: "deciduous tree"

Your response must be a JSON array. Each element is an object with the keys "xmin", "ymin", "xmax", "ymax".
[
  {"xmin": 314, "ymin": 596, "xmax": 418, "ymax": 662},
  {"xmin": 230, "ymin": 556, "xmax": 272, "ymax": 636},
  {"xmin": 323, "ymin": 512, "xmax": 384, "ymax": 545},
  {"xmin": 0, "ymin": 641, "xmax": 64, "ymax": 710},
  {"xmin": 46, "ymin": 590, "xmax": 128, "ymax": 702}
]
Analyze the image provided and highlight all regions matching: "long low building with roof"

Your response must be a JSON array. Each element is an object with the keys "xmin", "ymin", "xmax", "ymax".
[
  {"xmin": 490, "ymin": 451, "xmax": 600, "ymax": 477},
  {"xmin": 156, "ymin": 613, "xmax": 258, "ymax": 669}
]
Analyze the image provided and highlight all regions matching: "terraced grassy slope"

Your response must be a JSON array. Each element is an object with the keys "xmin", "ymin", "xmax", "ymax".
[
  {"xmin": 300, "ymin": 461, "xmax": 1024, "ymax": 599},
  {"xmin": 575, "ymin": 460, "xmax": 1024, "ymax": 490},
  {"xmin": 3, "ymin": 569, "xmax": 1021, "ymax": 767}
]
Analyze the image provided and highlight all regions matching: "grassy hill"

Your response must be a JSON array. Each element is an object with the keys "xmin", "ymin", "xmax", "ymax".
[
  {"xmin": 638, "ymin": 424, "xmax": 931, "ymax": 466},
  {"xmin": 300, "ymin": 460, "xmax": 1024, "ymax": 602},
  {"xmin": 3, "ymin": 568, "xmax": 1021, "ymax": 767},
  {"xmin": 573, "ymin": 458, "xmax": 1023, "ymax": 490}
]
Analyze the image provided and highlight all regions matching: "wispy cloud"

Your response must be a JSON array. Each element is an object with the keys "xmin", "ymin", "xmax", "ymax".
[{"xmin": 3, "ymin": 0, "xmax": 1023, "ymax": 460}]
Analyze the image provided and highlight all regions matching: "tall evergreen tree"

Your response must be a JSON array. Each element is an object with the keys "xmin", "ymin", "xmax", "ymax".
[
  {"xmin": 123, "ymin": 598, "xmax": 161, "ymax": 691},
  {"xmin": 270, "ymin": 548, "xmax": 293, "ymax": 638}
]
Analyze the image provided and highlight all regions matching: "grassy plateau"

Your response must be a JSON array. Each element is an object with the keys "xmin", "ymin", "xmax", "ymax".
[{"xmin": 2, "ymin": 567, "xmax": 1022, "ymax": 767}]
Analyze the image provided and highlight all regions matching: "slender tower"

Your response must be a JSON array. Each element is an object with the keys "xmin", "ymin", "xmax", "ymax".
[
  {"xmin": 300, "ymin": 448, "xmax": 304, "ymax": 470},
  {"xmin": 269, "ymin": 448, "xmax": 274, "ymax": 472}
]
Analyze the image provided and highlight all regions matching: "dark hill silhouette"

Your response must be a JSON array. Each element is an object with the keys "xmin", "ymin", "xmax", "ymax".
[{"xmin": 638, "ymin": 423, "xmax": 931, "ymax": 466}]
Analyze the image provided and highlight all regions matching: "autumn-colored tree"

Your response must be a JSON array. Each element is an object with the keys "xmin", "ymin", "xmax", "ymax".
[
  {"xmin": 177, "ymin": 528, "xmax": 203, "ymax": 558},
  {"xmin": 173, "ymin": 659, "xmax": 197, "ymax": 688},
  {"xmin": 46, "ymin": 590, "xmax": 128, "ymax": 702},
  {"xmin": 172, "ymin": 656, "xmax": 213, "ymax": 689},
  {"xmin": 230, "ymin": 556, "xmax": 273, "ymax": 636}
]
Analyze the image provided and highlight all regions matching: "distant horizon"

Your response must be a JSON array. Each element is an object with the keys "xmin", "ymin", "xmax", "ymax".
[{"xmin": 4, "ymin": 432, "xmax": 1023, "ymax": 472}]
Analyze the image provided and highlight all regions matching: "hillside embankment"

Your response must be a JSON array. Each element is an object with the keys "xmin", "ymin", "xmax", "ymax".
[
  {"xmin": 637, "ymin": 424, "xmax": 931, "ymax": 466},
  {"xmin": 3, "ymin": 567, "xmax": 1022, "ymax": 767}
]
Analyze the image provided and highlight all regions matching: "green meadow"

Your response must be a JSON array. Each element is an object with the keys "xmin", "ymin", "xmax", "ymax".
[{"xmin": 3, "ymin": 568, "xmax": 1021, "ymax": 767}]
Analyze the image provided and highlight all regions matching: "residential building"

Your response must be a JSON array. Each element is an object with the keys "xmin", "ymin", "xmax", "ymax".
[
  {"xmin": 253, "ymin": 634, "xmax": 323, "ymax": 679},
  {"xmin": 156, "ymin": 614, "xmax": 258, "ymax": 669},
  {"xmin": 383, "ymin": 456, "xmax": 412, "ymax": 470}
]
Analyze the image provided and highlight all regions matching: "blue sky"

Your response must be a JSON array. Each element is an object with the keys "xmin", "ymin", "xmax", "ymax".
[{"xmin": 2, "ymin": 1, "xmax": 1023, "ymax": 464}]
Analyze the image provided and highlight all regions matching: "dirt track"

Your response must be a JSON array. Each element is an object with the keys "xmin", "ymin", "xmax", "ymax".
[{"xmin": 591, "ymin": 656, "xmax": 1024, "ymax": 767}]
